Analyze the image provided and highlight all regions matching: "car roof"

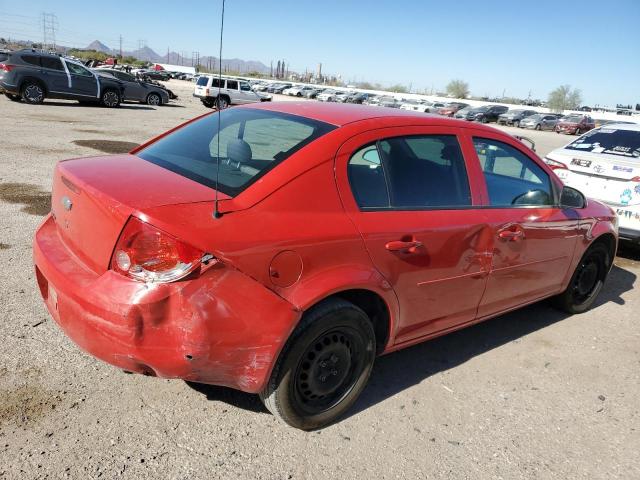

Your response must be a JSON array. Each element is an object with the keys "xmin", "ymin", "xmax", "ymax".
[{"xmin": 237, "ymin": 101, "xmax": 507, "ymax": 129}]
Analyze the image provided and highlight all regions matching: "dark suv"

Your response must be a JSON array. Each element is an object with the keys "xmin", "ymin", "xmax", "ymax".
[
  {"xmin": 465, "ymin": 105, "xmax": 509, "ymax": 123},
  {"xmin": 0, "ymin": 50, "xmax": 124, "ymax": 107}
]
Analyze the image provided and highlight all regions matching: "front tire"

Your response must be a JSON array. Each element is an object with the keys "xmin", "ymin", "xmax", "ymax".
[
  {"xmin": 21, "ymin": 82, "xmax": 45, "ymax": 104},
  {"xmin": 146, "ymin": 92, "xmax": 162, "ymax": 106},
  {"xmin": 101, "ymin": 89, "xmax": 120, "ymax": 108},
  {"xmin": 553, "ymin": 243, "xmax": 610, "ymax": 314},
  {"xmin": 260, "ymin": 298, "xmax": 376, "ymax": 430}
]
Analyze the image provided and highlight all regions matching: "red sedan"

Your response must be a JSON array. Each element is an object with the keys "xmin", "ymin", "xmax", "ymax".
[
  {"xmin": 555, "ymin": 114, "xmax": 596, "ymax": 135},
  {"xmin": 34, "ymin": 102, "xmax": 617, "ymax": 430}
]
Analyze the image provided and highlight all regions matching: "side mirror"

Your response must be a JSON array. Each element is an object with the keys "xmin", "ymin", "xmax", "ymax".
[{"xmin": 560, "ymin": 186, "xmax": 586, "ymax": 209}]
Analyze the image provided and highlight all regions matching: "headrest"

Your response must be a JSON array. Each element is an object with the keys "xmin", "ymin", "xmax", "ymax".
[{"xmin": 227, "ymin": 138, "xmax": 252, "ymax": 164}]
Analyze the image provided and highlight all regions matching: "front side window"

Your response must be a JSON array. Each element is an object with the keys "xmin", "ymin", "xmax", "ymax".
[
  {"xmin": 240, "ymin": 82, "xmax": 251, "ymax": 91},
  {"xmin": 473, "ymin": 137, "xmax": 553, "ymax": 206},
  {"xmin": 137, "ymin": 109, "xmax": 335, "ymax": 196},
  {"xmin": 348, "ymin": 135, "xmax": 472, "ymax": 209},
  {"xmin": 66, "ymin": 62, "xmax": 92, "ymax": 77}
]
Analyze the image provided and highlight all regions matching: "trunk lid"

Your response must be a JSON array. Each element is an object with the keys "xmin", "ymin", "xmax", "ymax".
[{"xmin": 51, "ymin": 154, "xmax": 228, "ymax": 273}]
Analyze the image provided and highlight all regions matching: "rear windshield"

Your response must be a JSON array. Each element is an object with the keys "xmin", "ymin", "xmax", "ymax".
[
  {"xmin": 565, "ymin": 128, "xmax": 640, "ymax": 158},
  {"xmin": 137, "ymin": 108, "xmax": 336, "ymax": 196},
  {"xmin": 196, "ymin": 76, "xmax": 209, "ymax": 86}
]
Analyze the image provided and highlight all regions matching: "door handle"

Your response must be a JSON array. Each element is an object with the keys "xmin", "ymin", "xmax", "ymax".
[
  {"xmin": 385, "ymin": 240, "xmax": 423, "ymax": 253},
  {"xmin": 498, "ymin": 229, "xmax": 524, "ymax": 241}
]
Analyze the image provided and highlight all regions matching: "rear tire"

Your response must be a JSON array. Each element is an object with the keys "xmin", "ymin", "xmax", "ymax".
[
  {"xmin": 100, "ymin": 89, "xmax": 120, "ymax": 108},
  {"xmin": 202, "ymin": 98, "xmax": 215, "ymax": 108},
  {"xmin": 552, "ymin": 243, "xmax": 610, "ymax": 314},
  {"xmin": 260, "ymin": 298, "xmax": 376, "ymax": 430},
  {"xmin": 21, "ymin": 81, "xmax": 45, "ymax": 104},
  {"xmin": 216, "ymin": 96, "xmax": 229, "ymax": 109}
]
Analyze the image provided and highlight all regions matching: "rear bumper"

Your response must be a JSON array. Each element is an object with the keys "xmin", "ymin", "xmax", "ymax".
[{"xmin": 33, "ymin": 215, "xmax": 300, "ymax": 393}]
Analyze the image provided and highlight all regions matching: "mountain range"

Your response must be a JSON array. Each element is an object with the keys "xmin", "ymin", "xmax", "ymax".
[{"xmin": 85, "ymin": 40, "xmax": 270, "ymax": 73}]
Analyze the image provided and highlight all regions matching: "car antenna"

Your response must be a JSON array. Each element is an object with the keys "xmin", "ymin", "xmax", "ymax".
[{"xmin": 213, "ymin": 0, "xmax": 226, "ymax": 219}]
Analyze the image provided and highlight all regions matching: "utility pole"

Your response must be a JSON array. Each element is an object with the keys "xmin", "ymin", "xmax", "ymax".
[
  {"xmin": 166, "ymin": 47, "xmax": 169, "ymax": 63},
  {"xmin": 119, "ymin": 35, "xmax": 123, "ymax": 58},
  {"xmin": 41, "ymin": 13, "xmax": 58, "ymax": 52}
]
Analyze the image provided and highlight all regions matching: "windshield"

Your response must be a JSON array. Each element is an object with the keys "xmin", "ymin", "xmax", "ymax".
[
  {"xmin": 562, "ymin": 115, "xmax": 582, "ymax": 122},
  {"xmin": 137, "ymin": 108, "xmax": 336, "ymax": 196},
  {"xmin": 527, "ymin": 114, "xmax": 543, "ymax": 121},
  {"xmin": 565, "ymin": 128, "xmax": 640, "ymax": 158},
  {"xmin": 473, "ymin": 106, "xmax": 490, "ymax": 112}
]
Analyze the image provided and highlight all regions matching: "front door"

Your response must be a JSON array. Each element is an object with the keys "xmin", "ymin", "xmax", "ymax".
[
  {"xmin": 336, "ymin": 126, "xmax": 492, "ymax": 346},
  {"xmin": 464, "ymin": 131, "xmax": 580, "ymax": 318},
  {"xmin": 63, "ymin": 60, "xmax": 99, "ymax": 99}
]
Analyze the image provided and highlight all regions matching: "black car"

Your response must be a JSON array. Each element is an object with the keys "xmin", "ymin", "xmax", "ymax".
[
  {"xmin": 94, "ymin": 68, "xmax": 170, "ymax": 105},
  {"xmin": 138, "ymin": 70, "xmax": 171, "ymax": 81},
  {"xmin": 465, "ymin": 105, "xmax": 508, "ymax": 123},
  {"xmin": 0, "ymin": 50, "xmax": 124, "ymax": 107},
  {"xmin": 346, "ymin": 92, "xmax": 374, "ymax": 104}
]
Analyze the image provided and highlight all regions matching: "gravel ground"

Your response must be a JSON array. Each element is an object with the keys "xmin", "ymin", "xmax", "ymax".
[{"xmin": 1, "ymin": 80, "xmax": 639, "ymax": 479}]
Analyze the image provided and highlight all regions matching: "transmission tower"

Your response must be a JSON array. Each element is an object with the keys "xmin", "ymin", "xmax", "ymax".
[{"xmin": 41, "ymin": 13, "xmax": 58, "ymax": 52}]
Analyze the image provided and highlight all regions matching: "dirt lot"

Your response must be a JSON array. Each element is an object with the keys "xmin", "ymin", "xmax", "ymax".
[{"xmin": 1, "ymin": 81, "xmax": 639, "ymax": 479}]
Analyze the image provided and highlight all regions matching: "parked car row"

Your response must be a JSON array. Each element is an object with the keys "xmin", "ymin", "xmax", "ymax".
[
  {"xmin": 193, "ymin": 75, "xmax": 272, "ymax": 108},
  {"xmin": 0, "ymin": 49, "xmax": 178, "ymax": 108}
]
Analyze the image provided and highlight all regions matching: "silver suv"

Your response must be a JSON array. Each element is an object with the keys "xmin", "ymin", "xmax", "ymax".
[{"xmin": 193, "ymin": 76, "xmax": 270, "ymax": 108}]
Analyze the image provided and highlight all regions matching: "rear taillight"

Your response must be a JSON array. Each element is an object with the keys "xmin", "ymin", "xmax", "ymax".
[
  {"xmin": 544, "ymin": 157, "xmax": 568, "ymax": 170},
  {"xmin": 0, "ymin": 64, "xmax": 14, "ymax": 72},
  {"xmin": 631, "ymin": 176, "xmax": 640, "ymax": 182},
  {"xmin": 111, "ymin": 217, "xmax": 203, "ymax": 283}
]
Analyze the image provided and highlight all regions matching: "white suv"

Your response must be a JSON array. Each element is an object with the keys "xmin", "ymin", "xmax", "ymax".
[{"xmin": 193, "ymin": 76, "xmax": 270, "ymax": 108}]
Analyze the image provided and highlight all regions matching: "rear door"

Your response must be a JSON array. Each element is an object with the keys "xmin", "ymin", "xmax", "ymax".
[
  {"xmin": 237, "ymin": 81, "xmax": 258, "ymax": 104},
  {"xmin": 463, "ymin": 129, "xmax": 580, "ymax": 317},
  {"xmin": 39, "ymin": 56, "xmax": 69, "ymax": 94},
  {"xmin": 336, "ymin": 126, "xmax": 492, "ymax": 346}
]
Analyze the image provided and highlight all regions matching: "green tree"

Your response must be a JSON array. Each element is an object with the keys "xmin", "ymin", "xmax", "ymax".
[
  {"xmin": 388, "ymin": 84, "xmax": 408, "ymax": 93},
  {"xmin": 547, "ymin": 85, "xmax": 582, "ymax": 112},
  {"xmin": 446, "ymin": 79, "xmax": 470, "ymax": 99}
]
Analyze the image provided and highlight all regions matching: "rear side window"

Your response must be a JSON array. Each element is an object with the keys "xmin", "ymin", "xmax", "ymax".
[
  {"xmin": 137, "ymin": 108, "xmax": 336, "ymax": 196},
  {"xmin": 40, "ymin": 57, "xmax": 63, "ymax": 71},
  {"xmin": 473, "ymin": 138, "xmax": 553, "ymax": 206},
  {"xmin": 348, "ymin": 135, "xmax": 472, "ymax": 209},
  {"xmin": 21, "ymin": 55, "xmax": 40, "ymax": 66},
  {"xmin": 226, "ymin": 80, "xmax": 238, "ymax": 90}
]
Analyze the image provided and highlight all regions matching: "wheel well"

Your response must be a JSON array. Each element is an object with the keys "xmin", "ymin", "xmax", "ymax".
[
  {"xmin": 592, "ymin": 233, "xmax": 617, "ymax": 268},
  {"xmin": 328, "ymin": 289, "xmax": 390, "ymax": 354},
  {"xmin": 19, "ymin": 77, "xmax": 47, "ymax": 95}
]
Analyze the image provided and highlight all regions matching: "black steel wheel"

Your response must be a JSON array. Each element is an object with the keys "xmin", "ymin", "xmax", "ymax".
[
  {"xmin": 202, "ymin": 98, "xmax": 215, "ymax": 108},
  {"xmin": 553, "ymin": 243, "xmax": 610, "ymax": 314},
  {"xmin": 260, "ymin": 298, "xmax": 376, "ymax": 430},
  {"xmin": 21, "ymin": 82, "xmax": 45, "ymax": 104},
  {"xmin": 101, "ymin": 89, "xmax": 120, "ymax": 108}
]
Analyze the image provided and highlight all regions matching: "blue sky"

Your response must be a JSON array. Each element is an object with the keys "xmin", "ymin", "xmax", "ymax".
[{"xmin": 1, "ymin": 0, "xmax": 638, "ymax": 106}]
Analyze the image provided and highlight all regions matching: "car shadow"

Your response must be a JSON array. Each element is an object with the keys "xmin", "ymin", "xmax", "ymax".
[
  {"xmin": 160, "ymin": 103, "xmax": 185, "ymax": 108},
  {"xmin": 32, "ymin": 101, "xmax": 157, "ymax": 111},
  {"xmin": 185, "ymin": 264, "xmax": 636, "ymax": 421}
]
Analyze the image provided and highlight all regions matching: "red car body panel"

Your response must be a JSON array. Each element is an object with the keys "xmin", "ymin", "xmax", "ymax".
[
  {"xmin": 556, "ymin": 116, "xmax": 595, "ymax": 134},
  {"xmin": 33, "ymin": 102, "xmax": 617, "ymax": 393}
]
